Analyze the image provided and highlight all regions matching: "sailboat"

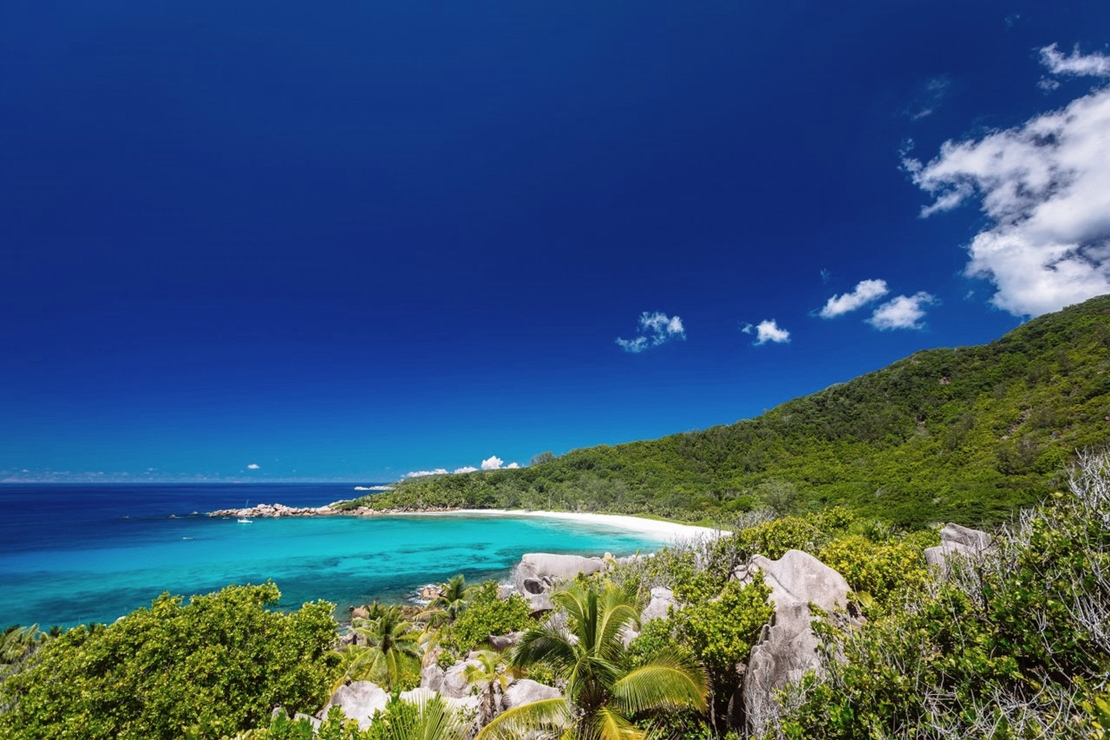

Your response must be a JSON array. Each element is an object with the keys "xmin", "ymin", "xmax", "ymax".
[{"xmin": 238, "ymin": 500, "xmax": 253, "ymax": 524}]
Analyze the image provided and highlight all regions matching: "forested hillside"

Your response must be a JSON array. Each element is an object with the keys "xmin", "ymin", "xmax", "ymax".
[{"xmin": 349, "ymin": 295, "xmax": 1110, "ymax": 528}]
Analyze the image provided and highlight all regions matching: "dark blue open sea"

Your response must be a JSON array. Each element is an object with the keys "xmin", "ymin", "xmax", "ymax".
[{"xmin": 0, "ymin": 484, "xmax": 664, "ymax": 628}]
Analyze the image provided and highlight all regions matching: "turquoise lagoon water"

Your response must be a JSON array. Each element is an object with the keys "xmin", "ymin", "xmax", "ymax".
[{"xmin": 0, "ymin": 484, "xmax": 665, "ymax": 627}]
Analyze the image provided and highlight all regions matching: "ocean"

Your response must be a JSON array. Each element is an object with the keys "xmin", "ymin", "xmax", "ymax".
[{"xmin": 0, "ymin": 484, "xmax": 665, "ymax": 628}]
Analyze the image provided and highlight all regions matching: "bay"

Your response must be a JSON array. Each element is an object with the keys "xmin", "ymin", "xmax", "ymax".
[{"xmin": 0, "ymin": 484, "xmax": 664, "ymax": 628}]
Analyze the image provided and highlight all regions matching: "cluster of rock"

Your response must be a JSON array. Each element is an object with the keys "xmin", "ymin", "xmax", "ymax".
[
  {"xmin": 322, "ymin": 644, "xmax": 563, "ymax": 732},
  {"xmin": 207, "ymin": 502, "xmax": 344, "ymax": 518},
  {"xmin": 207, "ymin": 502, "xmax": 465, "ymax": 518}
]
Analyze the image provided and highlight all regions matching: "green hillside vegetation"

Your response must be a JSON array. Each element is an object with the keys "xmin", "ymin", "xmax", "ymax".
[{"xmin": 346, "ymin": 295, "xmax": 1110, "ymax": 528}]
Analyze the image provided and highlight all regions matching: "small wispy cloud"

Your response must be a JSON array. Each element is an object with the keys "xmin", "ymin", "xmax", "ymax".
[
  {"xmin": 742, "ymin": 319, "xmax": 791, "ymax": 345},
  {"xmin": 453, "ymin": 466, "xmax": 478, "ymax": 474},
  {"xmin": 616, "ymin": 311, "xmax": 686, "ymax": 353},
  {"xmin": 907, "ymin": 76, "xmax": 953, "ymax": 120},
  {"xmin": 247, "ymin": 463, "xmax": 260, "ymax": 470},
  {"xmin": 867, "ymin": 292, "xmax": 937, "ymax": 330},
  {"xmin": 1039, "ymin": 43, "xmax": 1110, "ymax": 78},
  {"xmin": 819, "ymin": 279, "xmax": 890, "ymax": 318}
]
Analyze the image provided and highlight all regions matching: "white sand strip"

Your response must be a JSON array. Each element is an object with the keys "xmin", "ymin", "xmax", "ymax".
[{"xmin": 406, "ymin": 509, "xmax": 725, "ymax": 543}]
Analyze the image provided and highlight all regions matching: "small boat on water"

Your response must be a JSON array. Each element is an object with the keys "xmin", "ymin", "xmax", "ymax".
[{"xmin": 237, "ymin": 517, "xmax": 253, "ymax": 524}]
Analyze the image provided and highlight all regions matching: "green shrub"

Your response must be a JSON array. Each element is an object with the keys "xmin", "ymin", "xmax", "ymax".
[
  {"xmin": 440, "ymin": 581, "xmax": 534, "ymax": 654},
  {"xmin": 817, "ymin": 535, "xmax": 928, "ymax": 617},
  {"xmin": 0, "ymin": 582, "xmax": 339, "ymax": 740}
]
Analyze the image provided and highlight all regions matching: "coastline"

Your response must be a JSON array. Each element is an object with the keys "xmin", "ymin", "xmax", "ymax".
[
  {"xmin": 405, "ymin": 509, "xmax": 725, "ymax": 542},
  {"xmin": 208, "ymin": 502, "xmax": 724, "ymax": 542}
]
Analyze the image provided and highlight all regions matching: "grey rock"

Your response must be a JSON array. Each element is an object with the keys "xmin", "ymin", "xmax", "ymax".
[
  {"xmin": 513, "ymin": 553, "xmax": 606, "ymax": 596},
  {"xmin": 421, "ymin": 663, "xmax": 446, "ymax": 692},
  {"xmin": 402, "ymin": 687, "xmax": 481, "ymax": 717},
  {"xmin": 527, "ymin": 592, "xmax": 555, "ymax": 613},
  {"xmin": 323, "ymin": 681, "xmax": 389, "ymax": 730},
  {"xmin": 924, "ymin": 523, "xmax": 994, "ymax": 570},
  {"xmin": 641, "ymin": 587, "xmax": 676, "ymax": 623},
  {"xmin": 441, "ymin": 659, "xmax": 481, "ymax": 699},
  {"xmin": 501, "ymin": 679, "xmax": 563, "ymax": 711},
  {"xmin": 489, "ymin": 631, "xmax": 525, "ymax": 651},
  {"xmin": 737, "ymin": 550, "xmax": 860, "ymax": 737},
  {"xmin": 513, "ymin": 553, "xmax": 606, "ymax": 613}
]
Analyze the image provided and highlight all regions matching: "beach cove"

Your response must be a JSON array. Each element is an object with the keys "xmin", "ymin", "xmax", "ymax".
[{"xmin": 0, "ymin": 484, "xmax": 717, "ymax": 628}]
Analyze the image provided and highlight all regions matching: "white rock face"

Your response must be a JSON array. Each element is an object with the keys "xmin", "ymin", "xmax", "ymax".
[
  {"xmin": 501, "ymin": 679, "xmax": 563, "ymax": 711},
  {"xmin": 323, "ymin": 681, "xmax": 389, "ymax": 730},
  {"xmin": 924, "ymin": 523, "xmax": 993, "ymax": 570},
  {"xmin": 513, "ymin": 553, "xmax": 607, "ymax": 611},
  {"xmin": 737, "ymin": 550, "xmax": 859, "ymax": 736},
  {"xmin": 421, "ymin": 663, "xmax": 446, "ymax": 692},
  {"xmin": 401, "ymin": 686, "xmax": 480, "ymax": 715},
  {"xmin": 441, "ymin": 658, "xmax": 483, "ymax": 699}
]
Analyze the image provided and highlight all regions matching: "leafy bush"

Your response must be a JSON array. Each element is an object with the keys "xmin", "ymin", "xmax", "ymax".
[
  {"xmin": 0, "ymin": 582, "xmax": 339, "ymax": 740},
  {"xmin": 817, "ymin": 535, "xmax": 928, "ymax": 617},
  {"xmin": 772, "ymin": 450, "xmax": 1110, "ymax": 739},
  {"xmin": 440, "ymin": 581, "xmax": 534, "ymax": 655}
]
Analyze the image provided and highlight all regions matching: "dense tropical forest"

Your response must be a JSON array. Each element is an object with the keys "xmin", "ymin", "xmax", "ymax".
[{"xmin": 346, "ymin": 295, "xmax": 1110, "ymax": 528}]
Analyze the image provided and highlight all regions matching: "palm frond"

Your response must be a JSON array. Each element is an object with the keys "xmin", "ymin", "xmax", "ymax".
[
  {"xmin": 609, "ymin": 652, "xmax": 707, "ymax": 716},
  {"xmin": 584, "ymin": 706, "xmax": 644, "ymax": 740},
  {"xmin": 475, "ymin": 697, "xmax": 574, "ymax": 740},
  {"xmin": 513, "ymin": 626, "xmax": 577, "ymax": 672},
  {"xmin": 388, "ymin": 693, "xmax": 472, "ymax": 740}
]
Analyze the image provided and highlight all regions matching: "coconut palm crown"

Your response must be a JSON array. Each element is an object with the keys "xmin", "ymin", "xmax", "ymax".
[
  {"xmin": 337, "ymin": 603, "xmax": 423, "ymax": 691},
  {"xmin": 477, "ymin": 581, "xmax": 707, "ymax": 740}
]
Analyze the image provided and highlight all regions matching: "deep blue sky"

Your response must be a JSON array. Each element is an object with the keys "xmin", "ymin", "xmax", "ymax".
[{"xmin": 3, "ymin": 0, "xmax": 1110, "ymax": 482}]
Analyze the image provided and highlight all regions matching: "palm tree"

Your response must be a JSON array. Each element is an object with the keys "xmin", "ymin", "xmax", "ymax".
[
  {"xmin": 1, "ymin": 624, "xmax": 45, "ymax": 674},
  {"xmin": 336, "ymin": 604, "xmax": 423, "ymax": 691},
  {"xmin": 370, "ymin": 693, "xmax": 473, "ymax": 740},
  {"xmin": 476, "ymin": 582, "xmax": 707, "ymax": 740},
  {"xmin": 463, "ymin": 650, "xmax": 518, "ymax": 725},
  {"xmin": 423, "ymin": 574, "xmax": 471, "ymax": 625}
]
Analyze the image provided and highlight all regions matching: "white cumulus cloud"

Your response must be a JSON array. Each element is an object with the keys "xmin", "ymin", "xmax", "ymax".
[
  {"xmin": 406, "ymin": 468, "xmax": 449, "ymax": 478},
  {"xmin": 819, "ymin": 279, "xmax": 890, "ymax": 318},
  {"xmin": 247, "ymin": 463, "xmax": 260, "ymax": 470},
  {"xmin": 905, "ymin": 47, "xmax": 1110, "ymax": 317},
  {"xmin": 453, "ymin": 466, "xmax": 478, "ymax": 474},
  {"xmin": 616, "ymin": 311, "xmax": 686, "ymax": 353},
  {"xmin": 742, "ymin": 319, "xmax": 791, "ymax": 345},
  {"xmin": 867, "ymin": 292, "xmax": 937, "ymax": 330},
  {"xmin": 506, "ymin": 462, "xmax": 520, "ymax": 469},
  {"xmin": 481, "ymin": 456, "xmax": 504, "ymax": 471}
]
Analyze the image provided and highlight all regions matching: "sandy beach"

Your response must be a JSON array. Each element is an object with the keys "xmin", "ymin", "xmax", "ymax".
[{"xmin": 405, "ymin": 509, "xmax": 725, "ymax": 543}]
